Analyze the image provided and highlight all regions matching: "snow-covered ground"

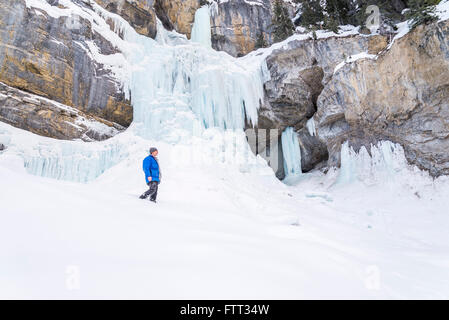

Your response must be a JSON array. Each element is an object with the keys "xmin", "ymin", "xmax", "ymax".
[{"xmin": 1, "ymin": 121, "xmax": 449, "ymax": 299}]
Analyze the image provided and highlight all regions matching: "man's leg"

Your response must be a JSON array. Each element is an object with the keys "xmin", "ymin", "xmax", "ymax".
[
  {"xmin": 149, "ymin": 182, "xmax": 159, "ymax": 202},
  {"xmin": 140, "ymin": 182, "xmax": 157, "ymax": 199}
]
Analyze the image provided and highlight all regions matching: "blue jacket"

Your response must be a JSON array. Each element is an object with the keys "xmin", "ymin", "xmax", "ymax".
[{"xmin": 143, "ymin": 155, "xmax": 160, "ymax": 183}]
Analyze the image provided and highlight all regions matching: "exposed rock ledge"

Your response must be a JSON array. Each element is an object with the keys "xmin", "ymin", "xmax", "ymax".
[
  {"xmin": 96, "ymin": 0, "xmax": 158, "ymax": 38},
  {"xmin": 0, "ymin": 82, "xmax": 124, "ymax": 141},
  {"xmin": 0, "ymin": 0, "xmax": 132, "ymax": 129}
]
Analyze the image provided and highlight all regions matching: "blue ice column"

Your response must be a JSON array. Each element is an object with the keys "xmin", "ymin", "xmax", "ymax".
[
  {"xmin": 281, "ymin": 127, "xmax": 302, "ymax": 178},
  {"xmin": 191, "ymin": 6, "xmax": 212, "ymax": 48}
]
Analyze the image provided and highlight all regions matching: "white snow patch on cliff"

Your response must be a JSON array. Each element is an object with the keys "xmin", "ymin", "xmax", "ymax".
[{"xmin": 334, "ymin": 52, "xmax": 377, "ymax": 74}]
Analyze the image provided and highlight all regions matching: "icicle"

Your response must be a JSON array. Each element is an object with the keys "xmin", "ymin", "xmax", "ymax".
[
  {"xmin": 191, "ymin": 6, "xmax": 212, "ymax": 48},
  {"xmin": 338, "ymin": 141, "xmax": 408, "ymax": 185}
]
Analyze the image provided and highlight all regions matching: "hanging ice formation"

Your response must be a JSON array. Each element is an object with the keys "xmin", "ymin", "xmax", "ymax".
[
  {"xmin": 306, "ymin": 118, "xmax": 317, "ymax": 137},
  {"xmin": 338, "ymin": 141, "xmax": 408, "ymax": 185},
  {"xmin": 281, "ymin": 127, "xmax": 302, "ymax": 178}
]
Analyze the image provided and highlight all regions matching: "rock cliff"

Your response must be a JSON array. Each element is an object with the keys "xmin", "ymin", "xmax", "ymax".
[
  {"xmin": 262, "ymin": 19, "xmax": 449, "ymax": 177},
  {"xmin": 260, "ymin": 33, "xmax": 389, "ymax": 174},
  {"xmin": 315, "ymin": 20, "xmax": 449, "ymax": 177}
]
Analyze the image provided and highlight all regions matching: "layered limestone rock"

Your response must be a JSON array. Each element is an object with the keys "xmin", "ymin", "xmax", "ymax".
[
  {"xmin": 153, "ymin": 0, "xmax": 276, "ymax": 57},
  {"xmin": 94, "ymin": 0, "xmax": 276, "ymax": 57},
  {"xmin": 260, "ymin": 33, "xmax": 389, "ymax": 173},
  {"xmin": 95, "ymin": 0, "xmax": 157, "ymax": 38},
  {"xmin": 0, "ymin": 82, "xmax": 124, "ymax": 141},
  {"xmin": 0, "ymin": 0, "xmax": 132, "ymax": 132},
  {"xmin": 154, "ymin": 0, "xmax": 200, "ymax": 38},
  {"xmin": 315, "ymin": 20, "xmax": 449, "ymax": 177}
]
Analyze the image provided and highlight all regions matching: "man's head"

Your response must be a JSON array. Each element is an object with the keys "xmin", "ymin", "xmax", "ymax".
[{"xmin": 149, "ymin": 147, "xmax": 158, "ymax": 157}]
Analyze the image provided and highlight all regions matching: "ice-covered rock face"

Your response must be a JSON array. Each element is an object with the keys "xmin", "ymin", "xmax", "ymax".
[
  {"xmin": 153, "ymin": 0, "xmax": 279, "ymax": 57},
  {"xmin": 119, "ymin": 7, "xmax": 268, "ymax": 143},
  {"xmin": 262, "ymin": 34, "xmax": 387, "ymax": 130},
  {"xmin": 281, "ymin": 127, "xmax": 302, "ymax": 178},
  {"xmin": 0, "ymin": 2, "xmax": 270, "ymax": 182},
  {"xmin": 153, "ymin": 0, "xmax": 201, "ymax": 38}
]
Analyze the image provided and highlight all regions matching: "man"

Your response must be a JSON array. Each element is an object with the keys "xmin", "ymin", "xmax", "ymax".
[{"xmin": 140, "ymin": 147, "xmax": 161, "ymax": 203}]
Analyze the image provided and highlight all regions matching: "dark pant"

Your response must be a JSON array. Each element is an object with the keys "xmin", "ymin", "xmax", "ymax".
[{"xmin": 141, "ymin": 181, "xmax": 159, "ymax": 201}]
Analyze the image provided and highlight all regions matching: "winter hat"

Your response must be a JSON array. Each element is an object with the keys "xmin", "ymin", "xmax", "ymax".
[{"xmin": 149, "ymin": 147, "xmax": 158, "ymax": 154}]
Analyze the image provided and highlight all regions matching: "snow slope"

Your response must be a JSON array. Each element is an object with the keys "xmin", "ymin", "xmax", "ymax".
[{"xmin": 1, "ymin": 121, "xmax": 449, "ymax": 299}]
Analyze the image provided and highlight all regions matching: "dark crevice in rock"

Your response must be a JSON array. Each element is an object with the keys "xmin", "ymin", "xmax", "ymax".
[
  {"xmin": 299, "ymin": 66, "xmax": 324, "ymax": 113},
  {"xmin": 298, "ymin": 126, "xmax": 329, "ymax": 173},
  {"xmin": 153, "ymin": 1, "xmax": 175, "ymax": 32}
]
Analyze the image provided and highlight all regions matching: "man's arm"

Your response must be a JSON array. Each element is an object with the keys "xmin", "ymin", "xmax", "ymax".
[{"xmin": 143, "ymin": 158, "xmax": 152, "ymax": 182}]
